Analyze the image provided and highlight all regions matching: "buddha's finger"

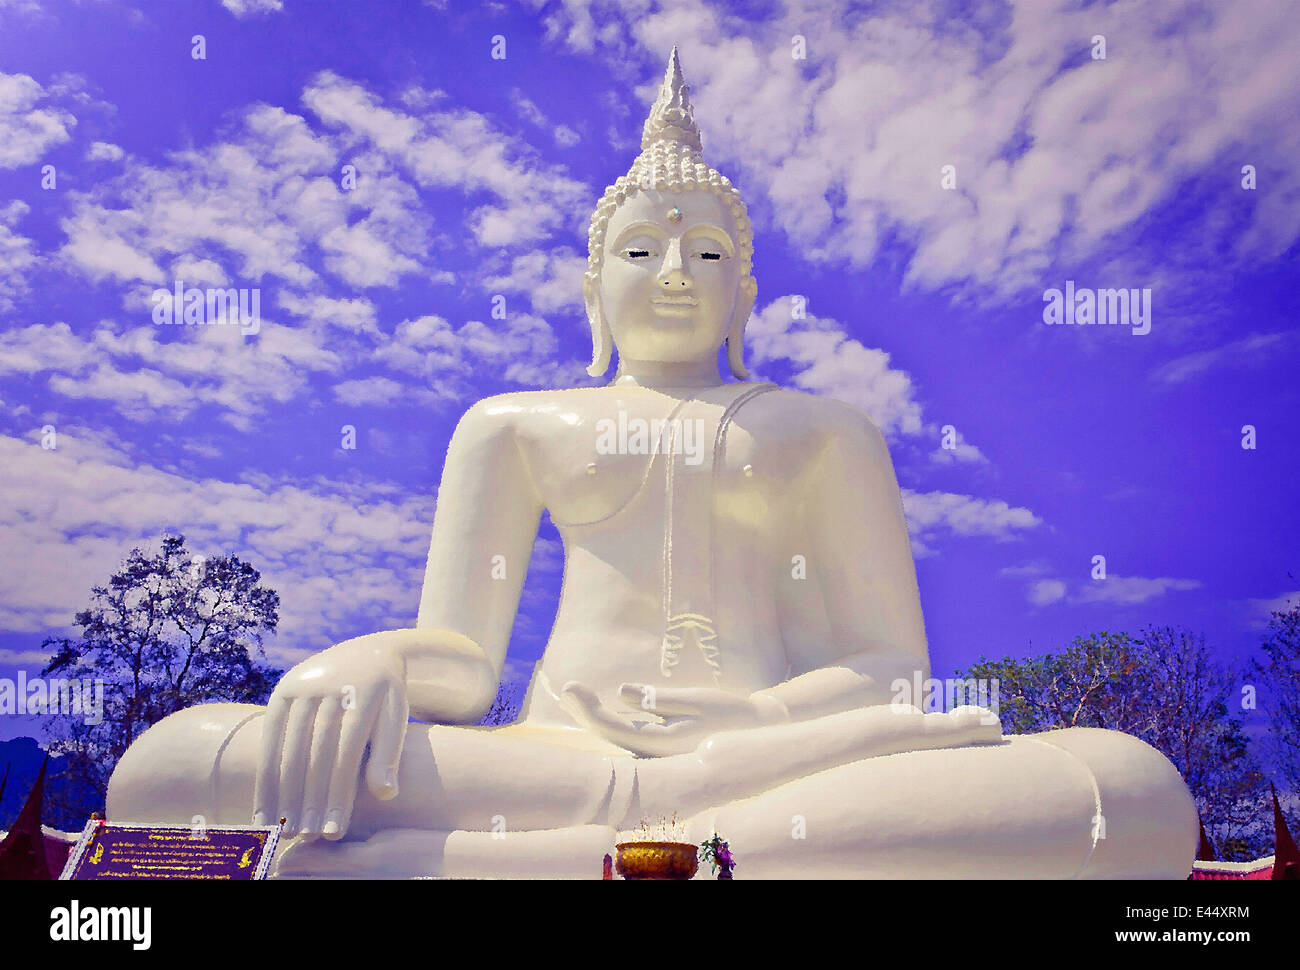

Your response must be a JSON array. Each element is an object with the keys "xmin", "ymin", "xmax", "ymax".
[
  {"xmin": 277, "ymin": 697, "xmax": 321, "ymax": 833},
  {"xmin": 364, "ymin": 682, "xmax": 408, "ymax": 801},
  {"xmin": 323, "ymin": 701, "xmax": 378, "ymax": 840},
  {"xmin": 299, "ymin": 700, "xmax": 344, "ymax": 837},
  {"xmin": 930, "ymin": 705, "xmax": 1003, "ymax": 740},
  {"xmin": 253, "ymin": 694, "xmax": 290, "ymax": 826}
]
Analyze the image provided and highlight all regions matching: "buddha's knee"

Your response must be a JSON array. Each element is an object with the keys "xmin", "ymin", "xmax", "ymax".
[
  {"xmin": 107, "ymin": 702, "xmax": 264, "ymax": 826},
  {"xmin": 1028, "ymin": 727, "xmax": 1198, "ymax": 879},
  {"xmin": 700, "ymin": 728, "xmax": 1197, "ymax": 879}
]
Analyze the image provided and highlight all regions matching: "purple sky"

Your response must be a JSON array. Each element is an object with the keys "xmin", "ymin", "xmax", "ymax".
[{"xmin": 1, "ymin": 0, "xmax": 1297, "ymax": 741}]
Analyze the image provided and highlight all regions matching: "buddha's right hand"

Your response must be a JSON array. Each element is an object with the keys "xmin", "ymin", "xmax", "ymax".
[{"xmin": 253, "ymin": 632, "xmax": 410, "ymax": 840}]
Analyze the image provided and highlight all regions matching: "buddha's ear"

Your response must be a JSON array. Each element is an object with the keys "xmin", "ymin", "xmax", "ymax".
[
  {"xmin": 583, "ymin": 273, "xmax": 612, "ymax": 378},
  {"xmin": 726, "ymin": 276, "xmax": 757, "ymax": 379}
]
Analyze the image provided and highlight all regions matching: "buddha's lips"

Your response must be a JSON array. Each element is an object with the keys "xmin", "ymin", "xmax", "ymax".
[{"xmin": 651, "ymin": 296, "xmax": 698, "ymax": 307}]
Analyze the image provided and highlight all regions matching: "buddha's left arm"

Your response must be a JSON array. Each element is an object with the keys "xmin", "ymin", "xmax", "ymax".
[{"xmin": 753, "ymin": 407, "xmax": 931, "ymax": 723}]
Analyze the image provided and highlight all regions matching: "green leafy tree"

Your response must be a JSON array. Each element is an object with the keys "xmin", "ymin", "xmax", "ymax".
[
  {"xmin": 39, "ymin": 533, "xmax": 282, "ymax": 824},
  {"xmin": 959, "ymin": 627, "xmax": 1269, "ymax": 860}
]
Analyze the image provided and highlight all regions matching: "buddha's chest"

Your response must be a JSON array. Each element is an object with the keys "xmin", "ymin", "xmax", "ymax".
[{"xmin": 519, "ymin": 398, "xmax": 820, "ymax": 528}]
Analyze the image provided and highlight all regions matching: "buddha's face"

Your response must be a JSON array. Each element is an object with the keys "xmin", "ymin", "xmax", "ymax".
[{"xmin": 590, "ymin": 188, "xmax": 743, "ymax": 366}]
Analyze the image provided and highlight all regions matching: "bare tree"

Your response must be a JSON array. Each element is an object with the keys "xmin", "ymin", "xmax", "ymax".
[
  {"xmin": 1254, "ymin": 601, "xmax": 1300, "ymax": 792},
  {"xmin": 39, "ymin": 533, "xmax": 281, "ymax": 825},
  {"xmin": 477, "ymin": 679, "xmax": 525, "ymax": 726}
]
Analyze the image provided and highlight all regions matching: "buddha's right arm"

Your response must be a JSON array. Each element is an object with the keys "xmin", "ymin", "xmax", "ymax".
[{"xmin": 407, "ymin": 398, "xmax": 544, "ymax": 724}]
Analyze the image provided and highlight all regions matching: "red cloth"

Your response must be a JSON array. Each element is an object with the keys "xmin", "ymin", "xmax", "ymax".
[
  {"xmin": 1271, "ymin": 784, "xmax": 1300, "ymax": 880},
  {"xmin": 0, "ymin": 755, "xmax": 52, "ymax": 879}
]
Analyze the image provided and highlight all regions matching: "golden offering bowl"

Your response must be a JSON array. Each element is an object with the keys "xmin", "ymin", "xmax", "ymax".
[{"xmin": 614, "ymin": 841, "xmax": 699, "ymax": 880}]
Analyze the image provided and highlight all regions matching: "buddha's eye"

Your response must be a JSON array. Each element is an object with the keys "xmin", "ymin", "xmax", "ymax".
[
  {"xmin": 623, "ymin": 249, "xmax": 653, "ymax": 259},
  {"xmin": 697, "ymin": 252, "xmax": 723, "ymax": 261}
]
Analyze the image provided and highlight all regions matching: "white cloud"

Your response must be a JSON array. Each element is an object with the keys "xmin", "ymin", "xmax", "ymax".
[
  {"xmin": 168, "ymin": 257, "xmax": 229, "ymax": 288},
  {"xmin": 999, "ymin": 560, "xmax": 1052, "ymax": 579},
  {"xmin": 537, "ymin": 0, "xmax": 649, "ymax": 55},
  {"xmin": 0, "ymin": 72, "xmax": 75, "ymax": 169},
  {"xmin": 332, "ymin": 376, "xmax": 411, "ymax": 407},
  {"xmin": 49, "ymin": 363, "xmax": 192, "ymax": 414},
  {"xmin": 747, "ymin": 297, "xmax": 924, "ymax": 438},
  {"xmin": 1074, "ymin": 575, "xmax": 1203, "ymax": 606},
  {"xmin": 57, "ymin": 104, "xmax": 386, "ymax": 290},
  {"xmin": 0, "ymin": 201, "xmax": 36, "ymax": 311},
  {"xmin": 481, "ymin": 248, "xmax": 587, "ymax": 315},
  {"xmin": 1150, "ymin": 331, "xmax": 1298, "ymax": 385},
  {"xmin": 0, "ymin": 317, "xmax": 342, "ymax": 430},
  {"xmin": 278, "ymin": 292, "xmax": 378, "ymax": 333},
  {"xmin": 59, "ymin": 206, "xmax": 165, "ymax": 284},
  {"xmin": 929, "ymin": 426, "xmax": 988, "ymax": 465},
  {"xmin": 320, "ymin": 222, "xmax": 420, "ymax": 288},
  {"xmin": 0, "ymin": 321, "xmax": 99, "ymax": 375},
  {"xmin": 511, "ymin": 90, "xmax": 549, "ymax": 129},
  {"xmin": 508, "ymin": 88, "xmax": 583, "ymax": 148},
  {"xmin": 86, "ymin": 141, "xmax": 124, "ymax": 163},
  {"xmin": 373, "ymin": 311, "xmax": 588, "ymax": 402},
  {"xmin": 1245, "ymin": 589, "xmax": 1300, "ymax": 629},
  {"xmin": 1028, "ymin": 578, "xmax": 1067, "ymax": 606},
  {"xmin": 221, "ymin": 0, "xmax": 283, "ymax": 16},
  {"xmin": 373, "ymin": 315, "xmax": 461, "ymax": 380},
  {"xmin": 1023, "ymin": 573, "xmax": 1204, "ymax": 607},
  {"xmin": 901, "ymin": 488, "xmax": 1041, "ymax": 541},
  {"xmin": 899, "ymin": 487, "xmax": 1040, "ymax": 559},
  {"xmin": 302, "ymin": 72, "xmax": 591, "ymax": 249}
]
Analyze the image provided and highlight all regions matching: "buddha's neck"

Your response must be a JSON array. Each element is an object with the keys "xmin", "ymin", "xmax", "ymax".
[{"xmin": 613, "ymin": 357, "xmax": 724, "ymax": 390}]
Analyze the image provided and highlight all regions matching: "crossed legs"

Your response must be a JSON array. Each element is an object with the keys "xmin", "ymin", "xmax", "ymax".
[{"xmin": 106, "ymin": 702, "xmax": 1197, "ymax": 878}]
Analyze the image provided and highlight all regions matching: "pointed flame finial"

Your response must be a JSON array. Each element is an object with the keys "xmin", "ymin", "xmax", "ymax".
[{"xmin": 640, "ymin": 46, "xmax": 703, "ymax": 153}]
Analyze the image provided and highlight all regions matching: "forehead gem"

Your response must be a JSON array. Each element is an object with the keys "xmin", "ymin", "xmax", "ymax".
[{"xmin": 666, "ymin": 207, "xmax": 683, "ymax": 223}]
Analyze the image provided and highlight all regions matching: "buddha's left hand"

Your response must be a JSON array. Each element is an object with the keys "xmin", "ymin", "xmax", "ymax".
[{"xmin": 560, "ymin": 682, "xmax": 786, "ymax": 757}]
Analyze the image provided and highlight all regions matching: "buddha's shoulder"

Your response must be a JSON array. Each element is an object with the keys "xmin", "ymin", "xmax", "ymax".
[
  {"xmin": 452, "ymin": 387, "xmax": 609, "ymax": 434},
  {"xmin": 456, "ymin": 386, "xmax": 606, "ymax": 412},
  {"xmin": 745, "ymin": 386, "xmax": 888, "ymax": 446}
]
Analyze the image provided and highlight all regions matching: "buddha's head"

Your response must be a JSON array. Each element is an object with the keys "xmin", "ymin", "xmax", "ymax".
[{"xmin": 584, "ymin": 48, "xmax": 756, "ymax": 380}]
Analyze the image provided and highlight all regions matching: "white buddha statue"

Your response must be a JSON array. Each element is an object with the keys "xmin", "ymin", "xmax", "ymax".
[{"xmin": 107, "ymin": 49, "xmax": 1198, "ymax": 879}]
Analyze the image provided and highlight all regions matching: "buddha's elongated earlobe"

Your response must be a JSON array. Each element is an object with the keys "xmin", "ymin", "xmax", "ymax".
[
  {"xmin": 727, "ymin": 276, "xmax": 757, "ymax": 379},
  {"xmin": 583, "ymin": 273, "xmax": 613, "ymax": 377}
]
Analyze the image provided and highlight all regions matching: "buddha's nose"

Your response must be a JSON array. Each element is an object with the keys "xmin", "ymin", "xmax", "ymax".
[{"xmin": 658, "ymin": 238, "xmax": 691, "ymax": 289}]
